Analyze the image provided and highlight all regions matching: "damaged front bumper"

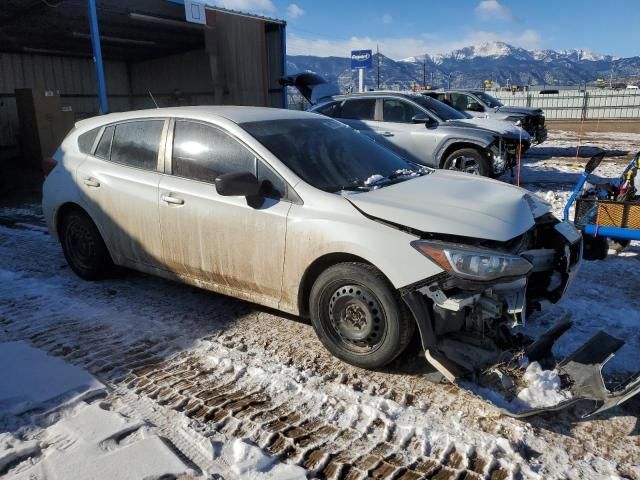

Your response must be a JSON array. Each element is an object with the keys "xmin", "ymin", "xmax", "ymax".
[{"xmin": 402, "ymin": 219, "xmax": 640, "ymax": 417}]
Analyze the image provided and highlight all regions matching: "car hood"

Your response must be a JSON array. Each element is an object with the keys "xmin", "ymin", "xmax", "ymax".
[
  {"xmin": 496, "ymin": 106, "xmax": 543, "ymax": 116},
  {"xmin": 456, "ymin": 117, "xmax": 532, "ymax": 140},
  {"xmin": 442, "ymin": 119, "xmax": 524, "ymax": 141},
  {"xmin": 347, "ymin": 171, "xmax": 535, "ymax": 242}
]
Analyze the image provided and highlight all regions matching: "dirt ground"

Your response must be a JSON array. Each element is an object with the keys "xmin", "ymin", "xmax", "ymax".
[{"xmin": 547, "ymin": 120, "xmax": 640, "ymax": 135}]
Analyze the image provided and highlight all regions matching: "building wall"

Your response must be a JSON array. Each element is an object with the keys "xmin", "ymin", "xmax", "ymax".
[
  {"xmin": 129, "ymin": 49, "xmax": 216, "ymax": 110},
  {"xmin": 0, "ymin": 52, "xmax": 130, "ymax": 151}
]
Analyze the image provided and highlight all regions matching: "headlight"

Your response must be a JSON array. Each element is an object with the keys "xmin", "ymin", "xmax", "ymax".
[{"xmin": 411, "ymin": 241, "xmax": 532, "ymax": 281}]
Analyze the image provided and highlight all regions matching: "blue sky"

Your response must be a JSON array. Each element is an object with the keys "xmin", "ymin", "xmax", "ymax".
[{"xmin": 207, "ymin": 0, "xmax": 637, "ymax": 59}]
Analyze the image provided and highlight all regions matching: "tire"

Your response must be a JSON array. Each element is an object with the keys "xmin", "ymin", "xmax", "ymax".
[
  {"xmin": 608, "ymin": 239, "xmax": 630, "ymax": 253},
  {"xmin": 582, "ymin": 236, "xmax": 609, "ymax": 261},
  {"xmin": 442, "ymin": 148, "xmax": 491, "ymax": 177},
  {"xmin": 309, "ymin": 262, "xmax": 414, "ymax": 369},
  {"xmin": 60, "ymin": 210, "xmax": 113, "ymax": 280}
]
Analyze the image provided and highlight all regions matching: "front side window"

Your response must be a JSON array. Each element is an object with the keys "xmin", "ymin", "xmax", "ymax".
[
  {"xmin": 474, "ymin": 91, "xmax": 503, "ymax": 108},
  {"xmin": 449, "ymin": 93, "xmax": 475, "ymax": 112},
  {"xmin": 110, "ymin": 120, "xmax": 164, "ymax": 170},
  {"xmin": 172, "ymin": 120, "xmax": 255, "ymax": 184},
  {"xmin": 382, "ymin": 99, "xmax": 422, "ymax": 123},
  {"xmin": 339, "ymin": 98, "xmax": 376, "ymax": 120},
  {"xmin": 411, "ymin": 95, "xmax": 468, "ymax": 121}
]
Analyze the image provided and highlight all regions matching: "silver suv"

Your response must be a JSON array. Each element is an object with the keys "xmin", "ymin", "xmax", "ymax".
[
  {"xmin": 282, "ymin": 73, "xmax": 530, "ymax": 177},
  {"xmin": 423, "ymin": 89, "xmax": 547, "ymax": 144}
]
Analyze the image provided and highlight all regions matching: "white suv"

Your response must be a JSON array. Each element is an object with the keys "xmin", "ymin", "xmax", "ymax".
[{"xmin": 42, "ymin": 106, "xmax": 632, "ymax": 416}]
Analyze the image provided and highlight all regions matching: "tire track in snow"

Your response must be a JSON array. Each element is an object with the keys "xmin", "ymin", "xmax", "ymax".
[{"xmin": 0, "ymin": 208, "xmax": 637, "ymax": 479}]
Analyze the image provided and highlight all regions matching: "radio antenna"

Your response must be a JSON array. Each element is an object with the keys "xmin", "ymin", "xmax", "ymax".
[{"xmin": 148, "ymin": 90, "xmax": 159, "ymax": 109}]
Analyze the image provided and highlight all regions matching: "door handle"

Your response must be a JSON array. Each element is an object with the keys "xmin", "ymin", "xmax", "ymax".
[
  {"xmin": 83, "ymin": 177, "xmax": 100, "ymax": 188},
  {"xmin": 380, "ymin": 131, "xmax": 394, "ymax": 137},
  {"xmin": 161, "ymin": 194, "xmax": 184, "ymax": 205}
]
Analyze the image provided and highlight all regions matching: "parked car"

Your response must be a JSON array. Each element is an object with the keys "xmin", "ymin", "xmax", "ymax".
[
  {"xmin": 281, "ymin": 73, "xmax": 530, "ymax": 177},
  {"xmin": 422, "ymin": 89, "xmax": 547, "ymax": 144},
  {"xmin": 45, "ymin": 106, "xmax": 637, "ymax": 416}
]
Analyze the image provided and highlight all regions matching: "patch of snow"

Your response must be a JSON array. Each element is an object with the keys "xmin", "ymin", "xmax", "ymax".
[
  {"xmin": 0, "ymin": 342, "xmax": 193, "ymax": 480},
  {"xmin": 516, "ymin": 362, "xmax": 572, "ymax": 408},
  {"xmin": 0, "ymin": 341, "xmax": 103, "ymax": 417},
  {"xmin": 363, "ymin": 174, "xmax": 385, "ymax": 186},
  {"xmin": 223, "ymin": 439, "xmax": 307, "ymax": 480}
]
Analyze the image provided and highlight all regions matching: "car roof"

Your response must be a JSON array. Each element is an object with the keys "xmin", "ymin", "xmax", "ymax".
[
  {"xmin": 74, "ymin": 106, "xmax": 316, "ymax": 131},
  {"xmin": 329, "ymin": 91, "xmax": 428, "ymax": 101}
]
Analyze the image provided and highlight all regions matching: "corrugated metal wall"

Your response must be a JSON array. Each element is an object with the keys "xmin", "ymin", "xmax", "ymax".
[
  {"xmin": 0, "ymin": 52, "xmax": 130, "ymax": 149},
  {"xmin": 129, "ymin": 49, "xmax": 216, "ymax": 110},
  {"xmin": 0, "ymin": 13, "xmax": 284, "ymax": 153}
]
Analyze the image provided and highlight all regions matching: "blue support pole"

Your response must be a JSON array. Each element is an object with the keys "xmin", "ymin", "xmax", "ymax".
[{"xmin": 87, "ymin": 0, "xmax": 109, "ymax": 114}]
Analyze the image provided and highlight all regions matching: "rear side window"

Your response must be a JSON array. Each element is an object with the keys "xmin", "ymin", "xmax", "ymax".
[
  {"xmin": 315, "ymin": 102, "xmax": 341, "ymax": 118},
  {"xmin": 94, "ymin": 126, "xmax": 114, "ymax": 159},
  {"xmin": 78, "ymin": 128, "xmax": 99, "ymax": 154},
  {"xmin": 110, "ymin": 120, "xmax": 164, "ymax": 170},
  {"xmin": 172, "ymin": 120, "xmax": 255, "ymax": 183},
  {"xmin": 339, "ymin": 98, "xmax": 376, "ymax": 120}
]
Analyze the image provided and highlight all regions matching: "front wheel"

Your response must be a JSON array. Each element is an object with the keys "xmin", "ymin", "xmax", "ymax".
[
  {"xmin": 442, "ymin": 148, "xmax": 491, "ymax": 176},
  {"xmin": 309, "ymin": 262, "xmax": 413, "ymax": 369}
]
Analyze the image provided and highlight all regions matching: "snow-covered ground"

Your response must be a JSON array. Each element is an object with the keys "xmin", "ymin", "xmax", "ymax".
[{"xmin": 0, "ymin": 129, "xmax": 638, "ymax": 480}]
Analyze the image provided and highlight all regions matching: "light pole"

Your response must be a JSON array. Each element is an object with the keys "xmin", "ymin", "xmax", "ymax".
[{"xmin": 448, "ymin": 72, "xmax": 453, "ymax": 89}]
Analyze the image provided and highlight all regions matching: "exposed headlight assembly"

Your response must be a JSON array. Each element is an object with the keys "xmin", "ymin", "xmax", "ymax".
[{"xmin": 412, "ymin": 241, "xmax": 532, "ymax": 281}]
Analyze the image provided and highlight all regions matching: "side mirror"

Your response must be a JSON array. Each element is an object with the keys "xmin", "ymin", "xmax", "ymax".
[
  {"xmin": 585, "ymin": 152, "xmax": 606, "ymax": 174},
  {"xmin": 215, "ymin": 171, "xmax": 260, "ymax": 197},
  {"xmin": 411, "ymin": 113, "xmax": 433, "ymax": 124}
]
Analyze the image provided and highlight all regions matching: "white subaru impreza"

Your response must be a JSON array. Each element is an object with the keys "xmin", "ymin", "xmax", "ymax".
[{"xmin": 44, "ymin": 106, "xmax": 630, "ymax": 417}]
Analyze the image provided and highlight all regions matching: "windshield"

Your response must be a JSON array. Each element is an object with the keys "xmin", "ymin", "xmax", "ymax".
[
  {"xmin": 410, "ymin": 95, "xmax": 469, "ymax": 121},
  {"xmin": 241, "ymin": 118, "xmax": 427, "ymax": 192},
  {"xmin": 474, "ymin": 91, "xmax": 503, "ymax": 108}
]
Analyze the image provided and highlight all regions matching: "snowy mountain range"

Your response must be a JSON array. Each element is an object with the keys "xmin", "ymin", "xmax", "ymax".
[{"xmin": 286, "ymin": 41, "xmax": 639, "ymax": 91}]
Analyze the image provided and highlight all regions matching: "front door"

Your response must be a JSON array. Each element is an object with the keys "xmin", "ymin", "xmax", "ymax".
[
  {"xmin": 376, "ymin": 98, "xmax": 437, "ymax": 166},
  {"xmin": 76, "ymin": 119, "xmax": 166, "ymax": 267},
  {"xmin": 158, "ymin": 119, "xmax": 290, "ymax": 306},
  {"xmin": 450, "ymin": 92, "xmax": 486, "ymax": 117}
]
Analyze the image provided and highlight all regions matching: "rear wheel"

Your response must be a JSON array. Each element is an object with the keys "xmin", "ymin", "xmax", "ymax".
[
  {"xmin": 60, "ymin": 210, "xmax": 113, "ymax": 280},
  {"xmin": 309, "ymin": 262, "xmax": 413, "ymax": 369},
  {"xmin": 442, "ymin": 148, "xmax": 491, "ymax": 176}
]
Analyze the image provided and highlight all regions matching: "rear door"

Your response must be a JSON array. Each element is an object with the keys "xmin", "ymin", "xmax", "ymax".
[
  {"xmin": 376, "ymin": 98, "xmax": 437, "ymax": 166},
  {"xmin": 76, "ymin": 119, "xmax": 166, "ymax": 267},
  {"xmin": 157, "ymin": 119, "xmax": 291, "ymax": 306},
  {"xmin": 336, "ymin": 97, "xmax": 379, "ymax": 140}
]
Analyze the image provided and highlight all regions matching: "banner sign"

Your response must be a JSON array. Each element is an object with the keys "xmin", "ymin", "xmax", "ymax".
[{"xmin": 351, "ymin": 50, "xmax": 372, "ymax": 69}]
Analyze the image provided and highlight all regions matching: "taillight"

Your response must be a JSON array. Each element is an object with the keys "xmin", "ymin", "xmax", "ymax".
[{"xmin": 43, "ymin": 158, "xmax": 58, "ymax": 177}]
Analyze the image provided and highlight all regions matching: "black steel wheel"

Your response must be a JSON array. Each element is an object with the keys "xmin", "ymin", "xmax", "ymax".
[
  {"xmin": 60, "ymin": 210, "xmax": 113, "ymax": 280},
  {"xmin": 309, "ymin": 262, "xmax": 413, "ymax": 369},
  {"xmin": 582, "ymin": 236, "xmax": 609, "ymax": 261},
  {"xmin": 442, "ymin": 148, "xmax": 491, "ymax": 176}
]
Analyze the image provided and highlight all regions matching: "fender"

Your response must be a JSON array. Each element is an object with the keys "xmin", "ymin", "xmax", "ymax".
[{"xmin": 434, "ymin": 137, "xmax": 493, "ymax": 167}]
